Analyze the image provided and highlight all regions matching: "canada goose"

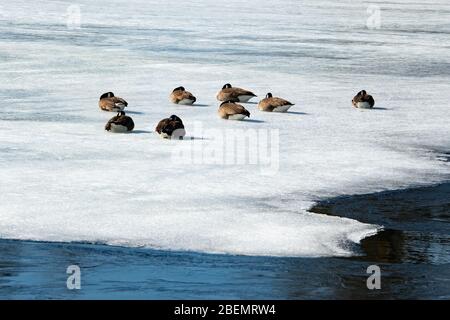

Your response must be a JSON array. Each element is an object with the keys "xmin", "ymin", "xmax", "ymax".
[
  {"xmin": 155, "ymin": 115, "xmax": 186, "ymax": 139},
  {"xmin": 105, "ymin": 111, "xmax": 135, "ymax": 133},
  {"xmin": 99, "ymin": 92, "xmax": 128, "ymax": 112},
  {"xmin": 169, "ymin": 86, "xmax": 197, "ymax": 105},
  {"xmin": 258, "ymin": 93, "xmax": 294, "ymax": 112},
  {"xmin": 352, "ymin": 90, "xmax": 375, "ymax": 109},
  {"xmin": 218, "ymin": 101, "xmax": 250, "ymax": 120},
  {"xmin": 216, "ymin": 83, "xmax": 256, "ymax": 102}
]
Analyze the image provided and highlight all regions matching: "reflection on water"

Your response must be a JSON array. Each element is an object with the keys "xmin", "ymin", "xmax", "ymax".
[{"xmin": 311, "ymin": 182, "xmax": 450, "ymax": 265}]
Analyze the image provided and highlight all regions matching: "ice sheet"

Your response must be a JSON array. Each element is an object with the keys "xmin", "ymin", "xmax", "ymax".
[{"xmin": 0, "ymin": 0, "xmax": 449, "ymax": 257}]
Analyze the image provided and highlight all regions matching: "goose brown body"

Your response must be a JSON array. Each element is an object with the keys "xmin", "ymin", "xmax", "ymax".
[
  {"xmin": 99, "ymin": 92, "xmax": 128, "ymax": 112},
  {"xmin": 169, "ymin": 86, "xmax": 196, "ymax": 105},
  {"xmin": 218, "ymin": 101, "xmax": 250, "ymax": 120},
  {"xmin": 155, "ymin": 115, "xmax": 186, "ymax": 139},
  {"xmin": 216, "ymin": 84, "xmax": 256, "ymax": 102},
  {"xmin": 258, "ymin": 93, "xmax": 294, "ymax": 112},
  {"xmin": 105, "ymin": 111, "xmax": 134, "ymax": 133},
  {"xmin": 352, "ymin": 90, "xmax": 375, "ymax": 109}
]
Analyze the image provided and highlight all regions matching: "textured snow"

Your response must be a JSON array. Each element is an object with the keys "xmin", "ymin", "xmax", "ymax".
[{"xmin": 0, "ymin": 0, "xmax": 449, "ymax": 257}]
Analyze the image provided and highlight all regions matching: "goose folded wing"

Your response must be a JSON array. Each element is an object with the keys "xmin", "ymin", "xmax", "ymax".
[
  {"xmin": 112, "ymin": 97, "xmax": 128, "ymax": 106},
  {"xmin": 222, "ymin": 103, "xmax": 247, "ymax": 115}
]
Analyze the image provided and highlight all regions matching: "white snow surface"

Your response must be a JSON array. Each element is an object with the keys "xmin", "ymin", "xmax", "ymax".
[{"xmin": 0, "ymin": 0, "xmax": 449, "ymax": 257}]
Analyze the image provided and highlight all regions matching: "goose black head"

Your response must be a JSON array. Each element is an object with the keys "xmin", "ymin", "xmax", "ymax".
[
  {"xmin": 358, "ymin": 90, "xmax": 367, "ymax": 96},
  {"xmin": 117, "ymin": 111, "xmax": 125, "ymax": 117},
  {"xmin": 266, "ymin": 93, "xmax": 273, "ymax": 98},
  {"xmin": 222, "ymin": 83, "xmax": 232, "ymax": 89},
  {"xmin": 173, "ymin": 86, "xmax": 185, "ymax": 92},
  {"xmin": 169, "ymin": 115, "xmax": 182, "ymax": 122},
  {"xmin": 100, "ymin": 92, "xmax": 114, "ymax": 100}
]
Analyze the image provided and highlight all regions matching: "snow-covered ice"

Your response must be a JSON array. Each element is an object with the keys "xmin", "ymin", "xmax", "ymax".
[{"xmin": 0, "ymin": 0, "xmax": 449, "ymax": 257}]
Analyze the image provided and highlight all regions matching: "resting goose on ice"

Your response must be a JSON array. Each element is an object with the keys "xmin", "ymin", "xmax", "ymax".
[
  {"xmin": 169, "ymin": 86, "xmax": 197, "ymax": 105},
  {"xmin": 99, "ymin": 92, "xmax": 128, "ymax": 112},
  {"xmin": 105, "ymin": 111, "xmax": 135, "ymax": 133},
  {"xmin": 218, "ymin": 101, "xmax": 250, "ymax": 120},
  {"xmin": 258, "ymin": 93, "xmax": 294, "ymax": 112},
  {"xmin": 216, "ymin": 83, "xmax": 257, "ymax": 103},
  {"xmin": 352, "ymin": 90, "xmax": 375, "ymax": 109},
  {"xmin": 155, "ymin": 115, "xmax": 186, "ymax": 139}
]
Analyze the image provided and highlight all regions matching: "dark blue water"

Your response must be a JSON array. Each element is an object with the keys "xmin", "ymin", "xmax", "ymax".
[{"xmin": 1, "ymin": 183, "xmax": 449, "ymax": 299}]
